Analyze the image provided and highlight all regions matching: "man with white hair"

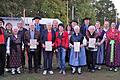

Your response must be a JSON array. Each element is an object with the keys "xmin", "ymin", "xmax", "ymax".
[
  {"xmin": 24, "ymin": 22, "xmax": 41, "ymax": 73},
  {"xmin": 41, "ymin": 22, "xmax": 56, "ymax": 75},
  {"xmin": 17, "ymin": 20, "xmax": 27, "ymax": 72}
]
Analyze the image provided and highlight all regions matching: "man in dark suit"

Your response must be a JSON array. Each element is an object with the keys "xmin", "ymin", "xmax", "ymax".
[
  {"xmin": 32, "ymin": 16, "xmax": 44, "ymax": 69},
  {"xmin": 17, "ymin": 20, "xmax": 27, "ymax": 72},
  {"xmin": 80, "ymin": 18, "xmax": 91, "ymax": 36},
  {"xmin": 41, "ymin": 22, "xmax": 56, "ymax": 75},
  {"xmin": 24, "ymin": 22, "xmax": 41, "ymax": 73}
]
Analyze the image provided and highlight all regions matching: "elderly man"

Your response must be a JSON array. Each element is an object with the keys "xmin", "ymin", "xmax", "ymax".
[
  {"xmin": 33, "ymin": 16, "xmax": 44, "ymax": 69},
  {"xmin": 41, "ymin": 22, "xmax": 56, "ymax": 75},
  {"xmin": 80, "ymin": 18, "xmax": 91, "ymax": 36},
  {"xmin": 52, "ymin": 20, "xmax": 59, "ymax": 32},
  {"xmin": 17, "ymin": 20, "xmax": 27, "ymax": 71},
  {"xmin": 24, "ymin": 22, "xmax": 41, "ymax": 73}
]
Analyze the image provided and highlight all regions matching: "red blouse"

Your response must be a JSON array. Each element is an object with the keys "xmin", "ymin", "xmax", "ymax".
[
  {"xmin": 47, "ymin": 32, "xmax": 52, "ymax": 41},
  {"xmin": 0, "ymin": 29, "xmax": 5, "ymax": 44}
]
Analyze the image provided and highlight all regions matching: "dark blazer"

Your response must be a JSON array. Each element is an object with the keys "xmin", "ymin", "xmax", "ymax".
[
  {"xmin": 24, "ymin": 30, "xmax": 41, "ymax": 52},
  {"xmin": 35, "ymin": 24, "xmax": 44, "ymax": 34},
  {"xmin": 41, "ymin": 29, "xmax": 56, "ymax": 44},
  {"xmin": 80, "ymin": 24, "xmax": 90, "ymax": 36},
  {"xmin": 18, "ymin": 28, "xmax": 27, "ymax": 43}
]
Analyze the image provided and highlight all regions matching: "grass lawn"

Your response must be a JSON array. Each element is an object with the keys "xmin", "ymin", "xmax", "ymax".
[
  {"xmin": 0, "ymin": 66, "xmax": 120, "ymax": 80},
  {"xmin": 1, "ymin": 54, "xmax": 120, "ymax": 80}
]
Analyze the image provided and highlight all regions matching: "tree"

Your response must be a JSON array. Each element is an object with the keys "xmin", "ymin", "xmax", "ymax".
[
  {"xmin": 40, "ymin": 0, "xmax": 67, "ymax": 23},
  {"xmin": 93, "ymin": 0, "xmax": 116, "ymax": 25},
  {"xmin": 68, "ymin": 0, "xmax": 96, "ymax": 24}
]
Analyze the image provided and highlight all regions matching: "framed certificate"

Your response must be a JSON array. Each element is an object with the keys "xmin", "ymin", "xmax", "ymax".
[
  {"xmin": 74, "ymin": 42, "xmax": 80, "ymax": 52},
  {"xmin": 30, "ymin": 39, "xmax": 37, "ymax": 49},
  {"xmin": 45, "ymin": 41, "xmax": 52, "ymax": 51},
  {"xmin": 88, "ymin": 38, "xmax": 96, "ymax": 48}
]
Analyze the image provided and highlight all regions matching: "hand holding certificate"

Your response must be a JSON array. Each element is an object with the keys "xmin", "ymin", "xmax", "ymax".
[
  {"xmin": 74, "ymin": 42, "xmax": 80, "ymax": 52},
  {"xmin": 45, "ymin": 41, "xmax": 52, "ymax": 51},
  {"xmin": 88, "ymin": 38, "xmax": 96, "ymax": 48},
  {"xmin": 30, "ymin": 39, "xmax": 37, "ymax": 49}
]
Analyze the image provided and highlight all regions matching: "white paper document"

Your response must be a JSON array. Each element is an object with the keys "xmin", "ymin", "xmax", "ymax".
[
  {"xmin": 74, "ymin": 42, "xmax": 80, "ymax": 52},
  {"xmin": 88, "ymin": 38, "xmax": 96, "ymax": 48},
  {"xmin": 30, "ymin": 39, "xmax": 37, "ymax": 49},
  {"xmin": 45, "ymin": 41, "xmax": 52, "ymax": 51}
]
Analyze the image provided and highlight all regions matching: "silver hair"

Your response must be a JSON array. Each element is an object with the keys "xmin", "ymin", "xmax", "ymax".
[
  {"xmin": 74, "ymin": 25, "xmax": 80, "ymax": 30},
  {"xmin": 88, "ymin": 25, "xmax": 96, "ymax": 31}
]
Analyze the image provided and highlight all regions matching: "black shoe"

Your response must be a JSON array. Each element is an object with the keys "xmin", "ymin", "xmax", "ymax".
[{"xmin": 35, "ymin": 69, "xmax": 38, "ymax": 73}]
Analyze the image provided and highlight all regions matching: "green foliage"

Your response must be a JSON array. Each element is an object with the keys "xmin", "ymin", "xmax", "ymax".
[
  {"xmin": 0, "ymin": 0, "xmax": 117, "ymax": 25},
  {"xmin": 93, "ymin": 0, "xmax": 116, "ymax": 25}
]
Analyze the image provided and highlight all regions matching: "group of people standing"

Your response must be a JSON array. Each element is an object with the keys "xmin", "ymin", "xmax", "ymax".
[{"xmin": 0, "ymin": 16, "xmax": 120, "ymax": 76}]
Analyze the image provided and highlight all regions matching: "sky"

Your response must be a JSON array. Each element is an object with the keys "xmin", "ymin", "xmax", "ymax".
[{"xmin": 111, "ymin": 0, "xmax": 120, "ymax": 18}]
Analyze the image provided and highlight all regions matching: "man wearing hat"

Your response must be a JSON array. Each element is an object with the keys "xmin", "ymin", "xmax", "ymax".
[
  {"xmin": 0, "ymin": 18, "xmax": 7, "ymax": 76},
  {"xmin": 33, "ymin": 16, "xmax": 44, "ymax": 69},
  {"xmin": 80, "ymin": 17, "xmax": 91, "ymax": 36}
]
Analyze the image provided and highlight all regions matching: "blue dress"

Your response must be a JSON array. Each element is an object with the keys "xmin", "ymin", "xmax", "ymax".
[
  {"xmin": 96, "ymin": 30, "xmax": 106, "ymax": 64},
  {"xmin": 69, "ymin": 33, "xmax": 86, "ymax": 67}
]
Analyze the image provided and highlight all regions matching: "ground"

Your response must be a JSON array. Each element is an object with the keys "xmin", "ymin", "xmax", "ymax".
[
  {"xmin": 0, "ymin": 65, "xmax": 120, "ymax": 80},
  {"xmin": 0, "ymin": 55, "xmax": 120, "ymax": 80}
]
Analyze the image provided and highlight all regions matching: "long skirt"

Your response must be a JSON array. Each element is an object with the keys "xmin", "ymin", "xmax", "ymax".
[
  {"xmin": 96, "ymin": 43, "xmax": 104, "ymax": 65},
  {"xmin": 69, "ymin": 47, "xmax": 86, "ymax": 67},
  {"xmin": 106, "ymin": 43, "xmax": 120, "ymax": 67},
  {"xmin": 9, "ymin": 46, "xmax": 21, "ymax": 68}
]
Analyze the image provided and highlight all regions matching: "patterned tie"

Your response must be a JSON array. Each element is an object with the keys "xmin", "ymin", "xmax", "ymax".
[{"xmin": 36, "ymin": 24, "xmax": 40, "ymax": 31}]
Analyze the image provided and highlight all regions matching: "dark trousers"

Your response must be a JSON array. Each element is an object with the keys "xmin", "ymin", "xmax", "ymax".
[
  {"xmin": 21, "ymin": 49, "xmax": 25, "ymax": 67},
  {"xmin": 66, "ymin": 48, "xmax": 70, "ymax": 63},
  {"xmin": 86, "ymin": 50, "xmax": 97, "ymax": 70},
  {"xmin": 38, "ymin": 47, "xmax": 42, "ymax": 67},
  {"xmin": 28, "ymin": 51, "xmax": 38, "ymax": 71},
  {"xmin": 43, "ymin": 50, "xmax": 53, "ymax": 71},
  {"xmin": 0, "ymin": 44, "xmax": 6, "ymax": 75}
]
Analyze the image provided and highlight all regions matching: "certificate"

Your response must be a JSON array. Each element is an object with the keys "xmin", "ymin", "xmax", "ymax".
[
  {"xmin": 45, "ymin": 41, "xmax": 52, "ymax": 51},
  {"xmin": 74, "ymin": 42, "xmax": 80, "ymax": 52},
  {"xmin": 88, "ymin": 38, "xmax": 96, "ymax": 48},
  {"xmin": 30, "ymin": 39, "xmax": 37, "ymax": 49}
]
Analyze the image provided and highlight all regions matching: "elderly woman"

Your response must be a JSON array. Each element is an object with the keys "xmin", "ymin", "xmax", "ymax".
[
  {"xmin": 55, "ymin": 24, "xmax": 69, "ymax": 75},
  {"xmin": 86, "ymin": 25, "xmax": 99, "ymax": 72},
  {"xmin": 105, "ymin": 22, "xmax": 120, "ymax": 72},
  {"xmin": 41, "ymin": 23, "xmax": 56, "ymax": 75},
  {"xmin": 8, "ymin": 27, "xmax": 22, "ymax": 75},
  {"xmin": 69, "ymin": 25, "xmax": 86, "ymax": 74}
]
